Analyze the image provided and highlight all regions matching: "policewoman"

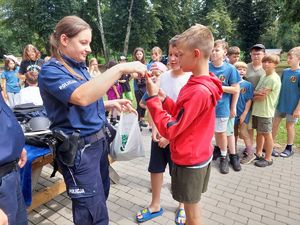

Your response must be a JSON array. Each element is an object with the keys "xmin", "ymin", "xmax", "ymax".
[
  {"xmin": 0, "ymin": 86, "xmax": 28, "ymax": 225},
  {"xmin": 38, "ymin": 16, "xmax": 146, "ymax": 225}
]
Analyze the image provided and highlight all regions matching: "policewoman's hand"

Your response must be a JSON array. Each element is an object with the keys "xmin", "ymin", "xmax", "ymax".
[
  {"xmin": 104, "ymin": 99, "xmax": 137, "ymax": 114},
  {"xmin": 18, "ymin": 149, "xmax": 27, "ymax": 168},
  {"xmin": 0, "ymin": 209, "xmax": 8, "ymax": 225},
  {"xmin": 119, "ymin": 61, "xmax": 147, "ymax": 75}
]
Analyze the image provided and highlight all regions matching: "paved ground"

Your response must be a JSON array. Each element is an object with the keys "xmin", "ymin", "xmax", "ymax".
[{"xmin": 28, "ymin": 129, "xmax": 300, "ymax": 225}]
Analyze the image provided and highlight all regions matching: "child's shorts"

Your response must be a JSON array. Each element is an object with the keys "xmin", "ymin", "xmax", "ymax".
[
  {"xmin": 252, "ymin": 116, "xmax": 272, "ymax": 133},
  {"xmin": 215, "ymin": 117, "xmax": 229, "ymax": 133},
  {"xmin": 171, "ymin": 163, "xmax": 211, "ymax": 204},
  {"xmin": 148, "ymin": 140, "xmax": 173, "ymax": 175},
  {"xmin": 226, "ymin": 117, "xmax": 235, "ymax": 136},
  {"xmin": 275, "ymin": 110, "xmax": 298, "ymax": 123}
]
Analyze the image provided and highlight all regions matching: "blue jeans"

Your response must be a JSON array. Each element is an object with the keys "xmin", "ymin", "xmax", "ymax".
[
  {"xmin": 0, "ymin": 169, "xmax": 27, "ymax": 225},
  {"xmin": 57, "ymin": 137, "xmax": 110, "ymax": 225}
]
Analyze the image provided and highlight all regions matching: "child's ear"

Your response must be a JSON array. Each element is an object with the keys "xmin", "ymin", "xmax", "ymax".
[{"xmin": 194, "ymin": 49, "xmax": 201, "ymax": 58}]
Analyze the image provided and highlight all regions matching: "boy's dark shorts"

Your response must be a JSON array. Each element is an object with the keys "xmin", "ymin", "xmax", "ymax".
[
  {"xmin": 171, "ymin": 163, "xmax": 211, "ymax": 204},
  {"xmin": 148, "ymin": 140, "xmax": 173, "ymax": 176},
  {"xmin": 252, "ymin": 115, "xmax": 272, "ymax": 133}
]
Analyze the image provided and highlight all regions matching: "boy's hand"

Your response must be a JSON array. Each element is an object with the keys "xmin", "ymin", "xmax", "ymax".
[
  {"xmin": 158, "ymin": 137, "xmax": 169, "ymax": 148},
  {"xmin": 230, "ymin": 108, "xmax": 236, "ymax": 118},
  {"xmin": 239, "ymin": 113, "xmax": 246, "ymax": 124},
  {"xmin": 151, "ymin": 127, "xmax": 161, "ymax": 142},
  {"xmin": 293, "ymin": 109, "xmax": 300, "ymax": 118},
  {"xmin": 146, "ymin": 73, "xmax": 160, "ymax": 96},
  {"xmin": 158, "ymin": 89, "xmax": 167, "ymax": 102}
]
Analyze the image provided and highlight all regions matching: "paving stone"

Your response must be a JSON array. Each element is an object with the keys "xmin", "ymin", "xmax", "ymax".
[{"xmin": 26, "ymin": 134, "xmax": 300, "ymax": 225}]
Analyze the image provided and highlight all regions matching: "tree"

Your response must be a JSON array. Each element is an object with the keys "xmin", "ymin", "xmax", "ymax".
[
  {"xmin": 281, "ymin": 0, "xmax": 300, "ymax": 23},
  {"xmin": 96, "ymin": 0, "xmax": 109, "ymax": 62},
  {"xmin": 227, "ymin": 0, "xmax": 279, "ymax": 53},
  {"xmin": 123, "ymin": 0, "xmax": 134, "ymax": 56}
]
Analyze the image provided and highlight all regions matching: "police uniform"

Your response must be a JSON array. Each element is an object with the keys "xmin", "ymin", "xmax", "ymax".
[
  {"xmin": 38, "ymin": 55, "xmax": 110, "ymax": 225},
  {"xmin": 0, "ymin": 88, "xmax": 27, "ymax": 225}
]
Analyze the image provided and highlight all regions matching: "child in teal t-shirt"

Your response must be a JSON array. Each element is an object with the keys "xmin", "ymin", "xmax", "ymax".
[{"xmin": 272, "ymin": 47, "xmax": 300, "ymax": 157}]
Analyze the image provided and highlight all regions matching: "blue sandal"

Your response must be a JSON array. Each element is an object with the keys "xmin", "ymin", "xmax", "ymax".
[
  {"xmin": 175, "ymin": 208, "xmax": 186, "ymax": 225},
  {"xmin": 280, "ymin": 149, "xmax": 294, "ymax": 158},
  {"xmin": 136, "ymin": 207, "xmax": 164, "ymax": 223}
]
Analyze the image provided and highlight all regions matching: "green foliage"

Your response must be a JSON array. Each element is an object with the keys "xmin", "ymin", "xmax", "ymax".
[
  {"xmin": 204, "ymin": 0, "xmax": 233, "ymax": 40},
  {"xmin": 0, "ymin": 0, "xmax": 299, "ymax": 60}
]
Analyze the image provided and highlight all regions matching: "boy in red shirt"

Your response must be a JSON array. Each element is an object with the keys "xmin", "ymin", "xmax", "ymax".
[{"xmin": 146, "ymin": 24, "xmax": 223, "ymax": 225}]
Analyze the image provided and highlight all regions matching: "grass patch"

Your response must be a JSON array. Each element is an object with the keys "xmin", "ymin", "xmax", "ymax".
[{"xmin": 275, "ymin": 119, "xmax": 300, "ymax": 148}]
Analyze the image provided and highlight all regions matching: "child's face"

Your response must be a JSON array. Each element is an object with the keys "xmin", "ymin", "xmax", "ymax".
[
  {"xmin": 8, "ymin": 60, "xmax": 15, "ymax": 70},
  {"xmin": 175, "ymin": 42, "xmax": 194, "ymax": 72},
  {"xmin": 27, "ymin": 48, "xmax": 37, "ymax": 60},
  {"xmin": 287, "ymin": 53, "xmax": 300, "ymax": 68},
  {"xmin": 237, "ymin": 67, "xmax": 247, "ymax": 77},
  {"xmin": 168, "ymin": 45, "xmax": 180, "ymax": 70},
  {"xmin": 262, "ymin": 61, "xmax": 276, "ymax": 74},
  {"xmin": 228, "ymin": 54, "xmax": 240, "ymax": 65},
  {"xmin": 250, "ymin": 49, "xmax": 265, "ymax": 64},
  {"xmin": 211, "ymin": 45, "xmax": 226, "ymax": 63},
  {"xmin": 151, "ymin": 51, "xmax": 161, "ymax": 62},
  {"xmin": 135, "ymin": 51, "xmax": 144, "ymax": 61}
]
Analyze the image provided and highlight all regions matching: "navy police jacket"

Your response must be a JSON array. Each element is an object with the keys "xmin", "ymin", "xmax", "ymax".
[
  {"xmin": 38, "ymin": 56, "xmax": 107, "ymax": 137},
  {"xmin": 0, "ymin": 92, "xmax": 25, "ymax": 165}
]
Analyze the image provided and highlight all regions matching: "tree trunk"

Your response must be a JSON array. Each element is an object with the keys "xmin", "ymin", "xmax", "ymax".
[
  {"xmin": 96, "ymin": 0, "xmax": 109, "ymax": 63},
  {"xmin": 123, "ymin": 0, "xmax": 134, "ymax": 56}
]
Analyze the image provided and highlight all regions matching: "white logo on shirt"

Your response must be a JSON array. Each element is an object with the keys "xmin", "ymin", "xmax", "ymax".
[{"xmin": 59, "ymin": 80, "xmax": 77, "ymax": 90}]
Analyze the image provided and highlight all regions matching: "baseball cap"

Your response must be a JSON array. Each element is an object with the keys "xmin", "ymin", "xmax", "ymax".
[
  {"xmin": 250, "ymin": 44, "xmax": 265, "ymax": 51},
  {"xmin": 4, "ymin": 54, "xmax": 20, "ymax": 65},
  {"xmin": 120, "ymin": 56, "xmax": 126, "ymax": 61}
]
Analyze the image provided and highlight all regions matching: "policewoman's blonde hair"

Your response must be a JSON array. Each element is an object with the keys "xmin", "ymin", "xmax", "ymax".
[{"xmin": 49, "ymin": 15, "xmax": 91, "ymax": 80}]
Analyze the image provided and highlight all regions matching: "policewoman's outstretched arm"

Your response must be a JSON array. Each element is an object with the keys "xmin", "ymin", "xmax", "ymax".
[{"xmin": 71, "ymin": 61, "xmax": 146, "ymax": 106}]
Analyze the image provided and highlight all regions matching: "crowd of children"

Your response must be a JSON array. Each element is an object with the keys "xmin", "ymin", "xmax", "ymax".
[{"xmin": 1, "ymin": 24, "xmax": 299, "ymax": 225}]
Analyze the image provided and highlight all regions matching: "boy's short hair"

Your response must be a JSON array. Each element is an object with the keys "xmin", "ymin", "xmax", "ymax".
[
  {"xmin": 234, "ymin": 61, "xmax": 247, "ymax": 69},
  {"xmin": 172, "ymin": 24, "xmax": 214, "ymax": 59},
  {"xmin": 262, "ymin": 54, "xmax": 280, "ymax": 65},
  {"xmin": 288, "ymin": 47, "xmax": 300, "ymax": 58},
  {"xmin": 227, "ymin": 46, "xmax": 240, "ymax": 56},
  {"xmin": 214, "ymin": 40, "xmax": 229, "ymax": 51}
]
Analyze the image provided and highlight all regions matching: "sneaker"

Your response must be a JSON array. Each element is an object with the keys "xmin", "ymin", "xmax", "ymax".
[
  {"xmin": 254, "ymin": 158, "xmax": 273, "ymax": 167},
  {"xmin": 229, "ymin": 154, "xmax": 241, "ymax": 171},
  {"xmin": 219, "ymin": 156, "xmax": 229, "ymax": 174},
  {"xmin": 139, "ymin": 120, "xmax": 148, "ymax": 128},
  {"xmin": 241, "ymin": 152, "xmax": 256, "ymax": 165},
  {"xmin": 213, "ymin": 146, "xmax": 221, "ymax": 160}
]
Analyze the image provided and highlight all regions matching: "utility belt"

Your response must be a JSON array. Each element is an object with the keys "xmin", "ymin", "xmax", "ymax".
[
  {"xmin": 0, "ymin": 160, "xmax": 18, "ymax": 178},
  {"xmin": 50, "ymin": 124, "xmax": 115, "ymax": 170},
  {"xmin": 78, "ymin": 128, "xmax": 106, "ymax": 149}
]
